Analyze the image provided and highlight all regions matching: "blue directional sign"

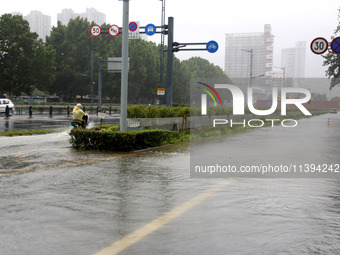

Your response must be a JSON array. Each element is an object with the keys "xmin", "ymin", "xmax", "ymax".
[
  {"xmin": 331, "ymin": 37, "xmax": 340, "ymax": 54},
  {"xmin": 145, "ymin": 24, "xmax": 156, "ymax": 36},
  {"xmin": 206, "ymin": 40, "xmax": 218, "ymax": 53}
]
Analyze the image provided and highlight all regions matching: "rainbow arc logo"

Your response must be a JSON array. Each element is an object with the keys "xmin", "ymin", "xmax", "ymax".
[{"xmin": 196, "ymin": 82, "xmax": 222, "ymax": 106}]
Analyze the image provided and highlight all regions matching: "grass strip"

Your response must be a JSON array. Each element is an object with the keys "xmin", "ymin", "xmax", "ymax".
[{"xmin": 0, "ymin": 128, "xmax": 67, "ymax": 137}]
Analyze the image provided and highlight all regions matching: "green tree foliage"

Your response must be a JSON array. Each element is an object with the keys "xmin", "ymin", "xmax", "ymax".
[
  {"xmin": 128, "ymin": 40, "xmax": 160, "ymax": 103},
  {"xmin": 0, "ymin": 14, "xmax": 56, "ymax": 97},
  {"xmin": 181, "ymin": 57, "xmax": 231, "ymax": 80},
  {"xmin": 46, "ymin": 18, "xmax": 115, "ymax": 99},
  {"xmin": 323, "ymin": 7, "xmax": 340, "ymax": 89}
]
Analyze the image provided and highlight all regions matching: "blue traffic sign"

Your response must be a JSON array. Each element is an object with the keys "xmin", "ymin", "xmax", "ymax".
[
  {"xmin": 331, "ymin": 37, "xmax": 340, "ymax": 54},
  {"xmin": 206, "ymin": 40, "xmax": 218, "ymax": 53},
  {"xmin": 145, "ymin": 24, "xmax": 156, "ymax": 36}
]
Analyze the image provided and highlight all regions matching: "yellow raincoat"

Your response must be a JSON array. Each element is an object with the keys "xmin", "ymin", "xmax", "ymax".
[{"xmin": 72, "ymin": 106, "xmax": 85, "ymax": 123}]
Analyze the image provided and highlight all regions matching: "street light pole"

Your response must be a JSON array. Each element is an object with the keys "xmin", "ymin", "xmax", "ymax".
[{"xmin": 241, "ymin": 49, "xmax": 253, "ymax": 87}]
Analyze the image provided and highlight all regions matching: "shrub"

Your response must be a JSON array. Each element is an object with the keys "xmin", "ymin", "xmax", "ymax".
[
  {"xmin": 69, "ymin": 126, "xmax": 186, "ymax": 151},
  {"xmin": 127, "ymin": 105, "xmax": 190, "ymax": 118}
]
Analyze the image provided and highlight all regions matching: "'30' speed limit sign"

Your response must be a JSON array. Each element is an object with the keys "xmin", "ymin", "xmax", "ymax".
[
  {"xmin": 90, "ymin": 25, "xmax": 101, "ymax": 37},
  {"xmin": 310, "ymin": 37, "xmax": 328, "ymax": 54}
]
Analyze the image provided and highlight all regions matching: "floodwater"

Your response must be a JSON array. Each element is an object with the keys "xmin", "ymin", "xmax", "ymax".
[{"xmin": 0, "ymin": 114, "xmax": 340, "ymax": 254}]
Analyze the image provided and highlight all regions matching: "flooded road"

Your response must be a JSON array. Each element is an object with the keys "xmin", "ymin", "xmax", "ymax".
[{"xmin": 1, "ymin": 113, "xmax": 340, "ymax": 254}]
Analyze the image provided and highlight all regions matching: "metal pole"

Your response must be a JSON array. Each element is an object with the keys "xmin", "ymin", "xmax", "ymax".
[
  {"xmin": 120, "ymin": 0, "xmax": 129, "ymax": 131},
  {"xmin": 250, "ymin": 49, "xmax": 253, "ymax": 87},
  {"xmin": 98, "ymin": 57, "xmax": 102, "ymax": 110},
  {"xmin": 0, "ymin": 57, "xmax": 2, "ymax": 97},
  {"xmin": 91, "ymin": 51, "xmax": 94, "ymax": 108},
  {"xmin": 160, "ymin": 0, "xmax": 165, "ymax": 105},
  {"xmin": 283, "ymin": 67, "xmax": 285, "ymax": 88},
  {"xmin": 166, "ymin": 17, "xmax": 174, "ymax": 106}
]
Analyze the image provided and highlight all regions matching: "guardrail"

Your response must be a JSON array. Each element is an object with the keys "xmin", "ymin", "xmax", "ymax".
[{"xmin": 8, "ymin": 105, "xmax": 120, "ymax": 118}]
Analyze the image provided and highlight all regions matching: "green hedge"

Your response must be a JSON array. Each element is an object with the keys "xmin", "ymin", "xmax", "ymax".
[
  {"xmin": 127, "ymin": 105, "xmax": 190, "ymax": 118},
  {"xmin": 69, "ymin": 126, "xmax": 187, "ymax": 151}
]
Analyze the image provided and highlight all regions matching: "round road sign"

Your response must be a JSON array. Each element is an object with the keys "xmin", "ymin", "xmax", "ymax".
[
  {"xmin": 90, "ymin": 25, "xmax": 101, "ymax": 37},
  {"xmin": 129, "ymin": 22, "xmax": 138, "ymax": 32},
  {"xmin": 310, "ymin": 37, "xmax": 328, "ymax": 54},
  {"xmin": 145, "ymin": 24, "xmax": 156, "ymax": 36},
  {"xmin": 108, "ymin": 25, "xmax": 120, "ymax": 37},
  {"xmin": 331, "ymin": 37, "xmax": 340, "ymax": 54},
  {"xmin": 206, "ymin": 40, "xmax": 219, "ymax": 53}
]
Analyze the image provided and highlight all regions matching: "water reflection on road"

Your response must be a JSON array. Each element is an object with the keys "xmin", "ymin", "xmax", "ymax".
[{"xmin": 0, "ymin": 114, "xmax": 340, "ymax": 254}]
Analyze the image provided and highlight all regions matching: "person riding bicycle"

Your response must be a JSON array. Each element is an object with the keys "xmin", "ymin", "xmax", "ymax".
[{"xmin": 72, "ymin": 103, "xmax": 88, "ymax": 128}]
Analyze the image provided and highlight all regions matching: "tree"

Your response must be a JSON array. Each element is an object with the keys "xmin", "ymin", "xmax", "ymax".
[
  {"xmin": 323, "ymin": 7, "xmax": 340, "ymax": 89},
  {"xmin": 46, "ymin": 18, "xmax": 115, "ymax": 99},
  {"xmin": 128, "ymin": 39, "xmax": 160, "ymax": 104},
  {"xmin": 0, "ymin": 14, "xmax": 56, "ymax": 98},
  {"xmin": 176, "ymin": 57, "xmax": 232, "ymax": 105},
  {"xmin": 181, "ymin": 57, "xmax": 231, "ymax": 80}
]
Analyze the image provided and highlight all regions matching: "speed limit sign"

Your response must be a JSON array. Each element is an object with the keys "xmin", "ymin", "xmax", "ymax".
[
  {"xmin": 90, "ymin": 25, "xmax": 101, "ymax": 37},
  {"xmin": 310, "ymin": 37, "xmax": 328, "ymax": 54}
]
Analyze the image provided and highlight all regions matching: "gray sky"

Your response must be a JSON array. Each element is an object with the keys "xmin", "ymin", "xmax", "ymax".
[{"xmin": 1, "ymin": 0, "xmax": 340, "ymax": 78}]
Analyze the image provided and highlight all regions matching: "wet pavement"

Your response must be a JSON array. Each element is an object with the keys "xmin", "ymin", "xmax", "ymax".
[{"xmin": 0, "ymin": 113, "xmax": 340, "ymax": 254}]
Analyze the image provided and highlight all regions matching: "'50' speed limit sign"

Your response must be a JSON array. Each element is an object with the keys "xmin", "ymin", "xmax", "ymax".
[
  {"xmin": 90, "ymin": 25, "xmax": 101, "ymax": 37},
  {"xmin": 310, "ymin": 37, "xmax": 328, "ymax": 54}
]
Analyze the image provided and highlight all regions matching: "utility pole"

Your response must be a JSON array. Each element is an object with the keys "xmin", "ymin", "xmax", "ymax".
[{"xmin": 120, "ymin": 0, "xmax": 129, "ymax": 131}]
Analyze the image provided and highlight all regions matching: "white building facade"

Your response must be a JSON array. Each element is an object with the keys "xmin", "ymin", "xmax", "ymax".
[
  {"xmin": 281, "ymin": 41, "xmax": 306, "ymax": 78},
  {"xmin": 25, "ymin": 11, "xmax": 51, "ymax": 41},
  {"xmin": 224, "ymin": 24, "xmax": 274, "ymax": 85},
  {"xmin": 57, "ymin": 8, "xmax": 106, "ymax": 26}
]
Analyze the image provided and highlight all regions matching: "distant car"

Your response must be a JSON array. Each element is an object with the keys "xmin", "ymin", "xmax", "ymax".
[
  {"xmin": 0, "ymin": 99, "xmax": 15, "ymax": 115},
  {"xmin": 330, "ymin": 108, "xmax": 337, "ymax": 114}
]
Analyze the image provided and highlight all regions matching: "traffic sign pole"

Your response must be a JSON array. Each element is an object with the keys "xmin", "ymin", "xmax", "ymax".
[
  {"xmin": 166, "ymin": 17, "xmax": 174, "ymax": 107},
  {"xmin": 120, "ymin": 0, "xmax": 129, "ymax": 131}
]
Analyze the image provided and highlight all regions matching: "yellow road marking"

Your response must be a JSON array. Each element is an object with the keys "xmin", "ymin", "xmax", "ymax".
[{"xmin": 95, "ymin": 178, "xmax": 233, "ymax": 255}]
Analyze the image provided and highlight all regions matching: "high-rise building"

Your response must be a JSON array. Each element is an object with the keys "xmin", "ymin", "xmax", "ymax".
[
  {"xmin": 24, "ymin": 11, "xmax": 51, "ymax": 41},
  {"xmin": 57, "ymin": 9, "xmax": 77, "ymax": 26},
  {"xmin": 281, "ymin": 41, "xmax": 306, "ymax": 78},
  {"xmin": 224, "ymin": 24, "xmax": 274, "ymax": 86},
  {"xmin": 57, "ymin": 8, "xmax": 106, "ymax": 26},
  {"xmin": 81, "ymin": 8, "xmax": 106, "ymax": 26}
]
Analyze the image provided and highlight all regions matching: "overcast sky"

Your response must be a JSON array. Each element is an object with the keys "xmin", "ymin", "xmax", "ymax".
[{"xmin": 1, "ymin": 0, "xmax": 340, "ymax": 78}]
